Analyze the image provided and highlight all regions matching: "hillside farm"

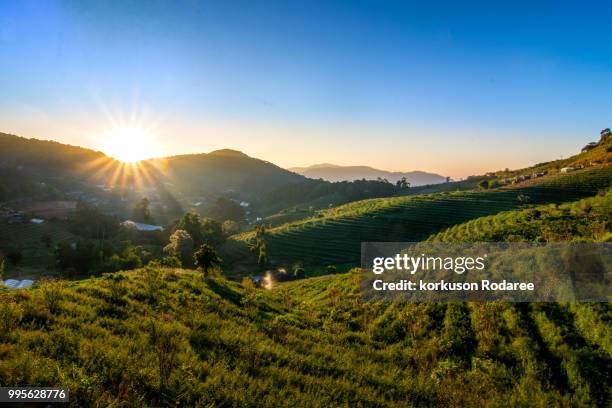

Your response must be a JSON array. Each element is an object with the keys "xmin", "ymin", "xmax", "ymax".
[{"xmin": 226, "ymin": 166, "xmax": 612, "ymax": 267}]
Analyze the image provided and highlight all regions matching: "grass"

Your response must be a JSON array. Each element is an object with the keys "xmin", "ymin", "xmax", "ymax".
[
  {"xmin": 1, "ymin": 173, "xmax": 610, "ymax": 406},
  {"xmin": 224, "ymin": 166, "xmax": 612, "ymax": 268},
  {"xmin": 0, "ymin": 267, "xmax": 608, "ymax": 407}
]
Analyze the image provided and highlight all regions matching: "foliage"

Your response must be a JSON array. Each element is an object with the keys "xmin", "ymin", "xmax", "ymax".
[
  {"xmin": 55, "ymin": 241, "xmax": 97, "ymax": 275},
  {"xmin": 193, "ymin": 244, "xmax": 222, "ymax": 276},
  {"xmin": 175, "ymin": 212, "xmax": 224, "ymax": 247},
  {"xmin": 0, "ymin": 268, "xmax": 608, "ymax": 407},
  {"xmin": 207, "ymin": 197, "xmax": 246, "ymax": 222},
  {"xmin": 429, "ymin": 189, "xmax": 612, "ymax": 243},
  {"xmin": 163, "ymin": 230, "xmax": 194, "ymax": 268},
  {"xmin": 99, "ymin": 241, "xmax": 143, "ymax": 272},
  {"xmin": 71, "ymin": 202, "xmax": 119, "ymax": 240},
  {"xmin": 160, "ymin": 256, "xmax": 182, "ymax": 268},
  {"xmin": 132, "ymin": 197, "xmax": 154, "ymax": 224},
  {"xmin": 226, "ymin": 167, "xmax": 612, "ymax": 266}
]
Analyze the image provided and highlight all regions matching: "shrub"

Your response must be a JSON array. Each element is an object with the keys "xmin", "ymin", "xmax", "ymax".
[
  {"xmin": 164, "ymin": 230, "xmax": 194, "ymax": 267},
  {"xmin": 142, "ymin": 264, "xmax": 164, "ymax": 303},
  {"xmin": 39, "ymin": 279, "xmax": 64, "ymax": 315},
  {"xmin": 0, "ymin": 295, "xmax": 23, "ymax": 341},
  {"xmin": 488, "ymin": 180, "xmax": 501, "ymax": 189},
  {"xmin": 160, "ymin": 256, "xmax": 181, "ymax": 268}
]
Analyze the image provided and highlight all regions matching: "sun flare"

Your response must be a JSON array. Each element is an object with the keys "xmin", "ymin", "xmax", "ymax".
[{"xmin": 100, "ymin": 126, "xmax": 161, "ymax": 163}]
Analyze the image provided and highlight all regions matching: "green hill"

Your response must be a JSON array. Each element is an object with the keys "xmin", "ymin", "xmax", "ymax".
[
  {"xmin": 428, "ymin": 189, "xmax": 612, "ymax": 243},
  {"xmin": 225, "ymin": 166, "xmax": 612, "ymax": 268},
  {"xmin": 0, "ymin": 266, "xmax": 609, "ymax": 407}
]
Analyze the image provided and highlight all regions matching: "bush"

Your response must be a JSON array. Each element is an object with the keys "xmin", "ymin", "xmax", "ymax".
[
  {"xmin": 0, "ymin": 295, "xmax": 23, "ymax": 341},
  {"xmin": 142, "ymin": 264, "xmax": 164, "ymax": 303},
  {"xmin": 39, "ymin": 279, "xmax": 64, "ymax": 314},
  {"xmin": 160, "ymin": 256, "xmax": 181, "ymax": 268},
  {"xmin": 488, "ymin": 180, "xmax": 501, "ymax": 189}
]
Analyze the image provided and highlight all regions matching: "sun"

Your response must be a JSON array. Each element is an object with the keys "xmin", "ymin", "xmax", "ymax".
[{"xmin": 100, "ymin": 126, "xmax": 161, "ymax": 163}]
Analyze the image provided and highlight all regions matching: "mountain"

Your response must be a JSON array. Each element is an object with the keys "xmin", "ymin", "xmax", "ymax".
[
  {"xmin": 143, "ymin": 149, "xmax": 305, "ymax": 201},
  {"xmin": 289, "ymin": 163, "xmax": 446, "ymax": 185},
  {"xmin": 0, "ymin": 133, "xmax": 306, "ymax": 207}
]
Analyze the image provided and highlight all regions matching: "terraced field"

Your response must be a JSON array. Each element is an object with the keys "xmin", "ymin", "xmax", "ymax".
[
  {"xmin": 429, "ymin": 188, "xmax": 612, "ymax": 243},
  {"xmin": 225, "ymin": 166, "xmax": 612, "ymax": 267}
]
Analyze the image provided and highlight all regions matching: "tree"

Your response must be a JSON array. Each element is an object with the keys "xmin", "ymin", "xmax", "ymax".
[
  {"xmin": 160, "ymin": 256, "xmax": 181, "ymax": 268},
  {"xmin": 478, "ymin": 180, "xmax": 489, "ymax": 189},
  {"xmin": 395, "ymin": 177, "xmax": 410, "ymax": 189},
  {"xmin": 0, "ymin": 257, "xmax": 4, "ymax": 282},
  {"xmin": 132, "ymin": 197, "xmax": 154, "ymax": 224},
  {"xmin": 194, "ymin": 244, "xmax": 222, "ymax": 276},
  {"xmin": 208, "ymin": 197, "xmax": 245, "ymax": 222},
  {"xmin": 175, "ymin": 212, "xmax": 224, "ymax": 247},
  {"xmin": 163, "ymin": 230, "xmax": 194, "ymax": 267},
  {"xmin": 55, "ymin": 242, "xmax": 97, "ymax": 274},
  {"xmin": 257, "ymin": 243, "xmax": 268, "ymax": 271},
  {"xmin": 200, "ymin": 218, "xmax": 224, "ymax": 247}
]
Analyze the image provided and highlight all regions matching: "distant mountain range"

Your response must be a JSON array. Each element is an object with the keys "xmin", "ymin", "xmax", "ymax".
[{"xmin": 288, "ymin": 163, "xmax": 447, "ymax": 185}]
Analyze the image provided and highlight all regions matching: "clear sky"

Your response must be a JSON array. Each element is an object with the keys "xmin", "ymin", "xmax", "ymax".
[{"xmin": 0, "ymin": 0, "xmax": 610, "ymax": 178}]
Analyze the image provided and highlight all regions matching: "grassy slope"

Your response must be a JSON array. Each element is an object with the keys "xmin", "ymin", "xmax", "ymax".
[
  {"xmin": 428, "ymin": 189, "xmax": 612, "ymax": 243},
  {"xmin": 0, "ymin": 266, "xmax": 609, "ymax": 407},
  {"xmin": 1, "ymin": 191, "xmax": 610, "ymax": 407},
  {"xmin": 224, "ymin": 166, "xmax": 612, "ymax": 268}
]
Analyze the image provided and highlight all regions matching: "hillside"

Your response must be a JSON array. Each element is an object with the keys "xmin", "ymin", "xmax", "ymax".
[
  {"xmin": 0, "ymin": 133, "xmax": 120, "ymax": 202},
  {"xmin": 428, "ymin": 189, "xmax": 612, "ymax": 243},
  {"xmin": 225, "ymin": 166, "xmax": 612, "ymax": 267},
  {"xmin": 289, "ymin": 163, "xmax": 446, "ymax": 185},
  {"xmin": 0, "ymin": 265, "xmax": 609, "ymax": 407},
  {"xmin": 143, "ymin": 150, "xmax": 306, "ymax": 202}
]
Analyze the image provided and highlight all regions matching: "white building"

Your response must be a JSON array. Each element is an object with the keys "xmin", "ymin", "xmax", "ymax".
[{"xmin": 120, "ymin": 220, "xmax": 164, "ymax": 232}]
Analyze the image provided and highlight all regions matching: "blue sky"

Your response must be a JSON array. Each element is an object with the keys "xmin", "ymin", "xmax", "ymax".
[{"xmin": 0, "ymin": 0, "xmax": 610, "ymax": 177}]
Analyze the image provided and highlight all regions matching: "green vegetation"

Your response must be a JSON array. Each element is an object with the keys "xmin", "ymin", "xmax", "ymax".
[
  {"xmin": 0, "ymin": 220, "xmax": 78, "ymax": 278},
  {"xmin": 226, "ymin": 167, "xmax": 612, "ymax": 268},
  {"xmin": 0, "ymin": 267, "xmax": 608, "ymax": 407},
  {"xmin": 0, "ymin": 133, "xmax": 610, "ymax": 407},
  {"xmin": 429, "ymin": 189, "xmax": 611, "ymax": 243}
]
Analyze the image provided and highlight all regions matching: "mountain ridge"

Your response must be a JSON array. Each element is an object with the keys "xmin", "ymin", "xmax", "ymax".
[{"xmin": 289, "ymin": 163, "xmax": 447, "ymax": 185}]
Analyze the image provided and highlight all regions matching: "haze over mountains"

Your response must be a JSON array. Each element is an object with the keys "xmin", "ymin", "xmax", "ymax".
[{"xmin": 289, "ymin": 163, "xmax": 447, "ymax": 185}]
